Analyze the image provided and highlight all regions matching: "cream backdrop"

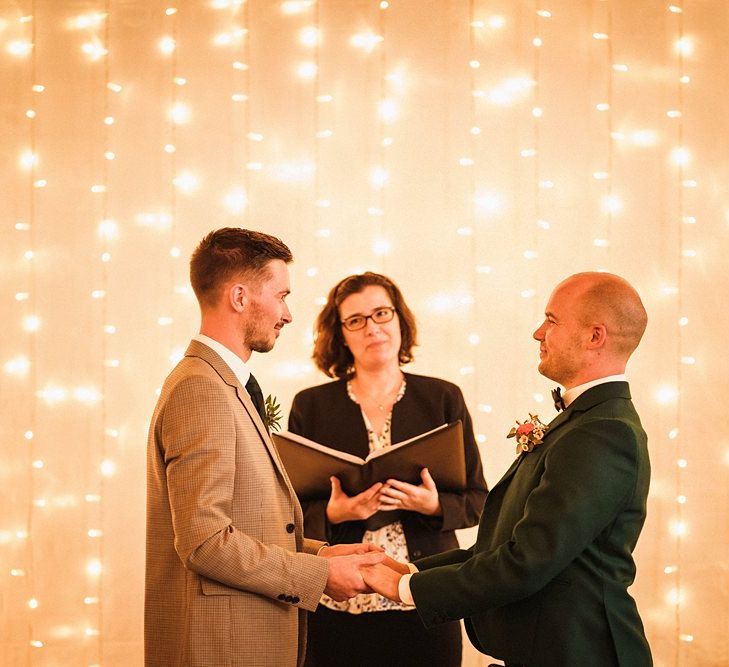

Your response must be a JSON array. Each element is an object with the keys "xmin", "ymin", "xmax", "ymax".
[{"xmin": 1, "ymin": 0, "xmax": 728, "ymax": 665}]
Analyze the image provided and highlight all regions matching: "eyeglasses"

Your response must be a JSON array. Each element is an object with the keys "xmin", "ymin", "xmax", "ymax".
[{"xmin": 341, "ymin": 306, "xmax": 396, "ymax": 332}]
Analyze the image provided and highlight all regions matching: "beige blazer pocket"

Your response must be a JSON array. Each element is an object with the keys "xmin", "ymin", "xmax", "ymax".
[{"xmin": 200, "ymin": 577, "xmax": 246, "ymax": 596}]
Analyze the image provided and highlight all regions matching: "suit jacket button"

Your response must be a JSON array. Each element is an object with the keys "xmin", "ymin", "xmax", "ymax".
[
  {"xmin": 286, "ymin": 523, "xmax": 296, "ymax": 533},
  {"xmin": 278, "ymin": 594, "xmax": 286, "ymax": 601},
  {"xmin": 285, "ymin": 595, "xmax": 294, "ymax": 603},
  {"xmin": 412, "ymin": 550, "xmax": 422, "ymax": 558},
  {"xmin": 292, "ymin": 596, "xmax": 300, "ymax": 604}
]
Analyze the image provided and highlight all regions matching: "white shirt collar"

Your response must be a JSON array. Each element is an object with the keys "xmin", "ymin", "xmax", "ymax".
[
  {"xmin": 193, "ymin": 333, "xmax": 251, "ymax": 387},
  {"xmin": 562, "ymin": 374, "xmax": 627, "ymax": 408}
]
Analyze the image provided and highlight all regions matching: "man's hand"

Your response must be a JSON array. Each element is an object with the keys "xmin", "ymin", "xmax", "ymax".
[
  {"xmin": 326, "ymin": 477, "xmax": 383, "ymax": 524},
  {"xmin": 361, "ymin": 563, "xmax": 403, "ymax": 602},
  {"xmin": 379, "ymin": 468, "xmax": 442, "ymax": 516},
  {"xmin": 381, "ymin": 554, "xmax": 411, "ymax": 575},
  {"xmin": 319, "ymin": 543, "xmax": 384, "ymax": 558},
  {"xmin": 323, "ymin": 551, "xmax": 385, "ymax": 601}
]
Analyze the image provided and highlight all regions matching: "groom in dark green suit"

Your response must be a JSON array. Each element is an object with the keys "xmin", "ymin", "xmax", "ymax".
[{"xmin": 363, "ymin": 272, "xmax": 652, "ymax": 667}]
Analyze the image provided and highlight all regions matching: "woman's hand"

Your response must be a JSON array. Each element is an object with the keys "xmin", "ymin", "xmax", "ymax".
[
  {"xmin": 326, "ymin": 477, "xmax": 383, "ymax": 524},
  {"xmin": 379, "ymin": 468, "xmax": 442, "ymax": 516}
]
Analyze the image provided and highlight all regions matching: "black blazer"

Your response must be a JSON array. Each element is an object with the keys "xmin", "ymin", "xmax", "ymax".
[
  {"xmin": 410, "ymin": 382, "xmax": 652, "ymax": 667},
  {"xmin": 288, "ymin": 373, "xmax": 488, "ymax": 560}
]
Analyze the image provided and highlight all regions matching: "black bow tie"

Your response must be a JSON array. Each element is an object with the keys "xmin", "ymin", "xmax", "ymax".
[
  {"xmin": 551, "ymin": 387, "xmax": 566, "ymax": 412},
  {"xmin": 245, "ymin": 373, "xmax": 267, "ymax": 427}
]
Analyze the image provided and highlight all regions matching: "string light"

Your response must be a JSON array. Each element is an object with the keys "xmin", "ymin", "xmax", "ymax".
[{"xmin": 1, "ymin": 3, "xmax": 722, "ymax": 663}]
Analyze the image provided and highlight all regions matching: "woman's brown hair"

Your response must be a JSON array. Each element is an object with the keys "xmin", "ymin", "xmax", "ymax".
[{"xmin": 312, "ymin": 272, "xmax": 417, "ymax": 379}]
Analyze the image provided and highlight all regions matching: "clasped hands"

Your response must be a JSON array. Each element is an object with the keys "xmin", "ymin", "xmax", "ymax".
[
  {"xmin": 319, "ymin": 544, "xmax": 409, "ymax": 603},
  {"xmin": 325, "ymin": 467, "xmax": 442, "ymax": 524}
]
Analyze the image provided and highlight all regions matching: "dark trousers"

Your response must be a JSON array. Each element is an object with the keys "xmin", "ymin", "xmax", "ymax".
[{"xmin": 304, "ymin": 605, "xmax": 462, "ymax": 667}]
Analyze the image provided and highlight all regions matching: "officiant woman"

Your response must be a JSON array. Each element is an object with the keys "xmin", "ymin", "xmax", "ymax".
[{"xmin": 287, "ymin": 272, "xmax": 488, "ymax": 666}]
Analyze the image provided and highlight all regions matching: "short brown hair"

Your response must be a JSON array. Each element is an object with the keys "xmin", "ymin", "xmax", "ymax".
[
  {"xmin": 313, "ymin": 272, "xmax": 418, "ymax": 379},
  {"xmin": 190, "ymin": 227, "xmax": 293, "ymax": 307}
]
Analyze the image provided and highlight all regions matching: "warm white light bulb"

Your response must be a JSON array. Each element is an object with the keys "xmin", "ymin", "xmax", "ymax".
[
  {"xmin": 474, "ymin": 191, "xmax": 502, "ymax": 215},
  {"xmin": 223, "ymin": 188, "xmax": 248, "ymax": 213},
  {"xmin": 97, "ymin": 219, "xmax": 119, "ymax": 241},
  {"xmin": 350, "ymin": 33, "xmax": 384, "ymax": 52},
  {"xmin": 100, "ymin": 459, "xmax": 116, "ymax": 477},
  {"xmin": 297, "ymin": 61, "xmax": 318, "ymax": 79},
  {"xmin": 169, "ymin": 102, "xmax": 191, "ymax": 124},
  {"xmin": 81, "ymin": 40, "xmax": 108, "ymax": 60},
  {"xmin": 7, "ymin": 40, "xmax": 33, "ymax": 56},
  {"xmin": 378, "ymin": 99, "xmax": 398, "ymax": 123},
  {"xmin": 299, "ymin": 26, "xmax": 319, "ymax": 46},
  {"xmin": 281, "ymin": 1, "xmax": 314, "ymax": 15},
  {"xmin": 159, "ymin": 36, "xmax": 176, "ymax": 54},
  {"xmin": 675, "ymin": 37, "xmax": 693, "ymax": 56},
  {"xmin": 4, "ymin": 356, "xmax": 30, "ymax": 376},
  {"xmin": 23, "ymin": 315, "xmax": 41, "ymax": 332},
  {"xmin": 173, "ymin": 171, "xmax": 199, "ymax": 193},
  {"xmin": 73, "ymin": 386, "xmax": 102, "ymax": 404},
  {"xmin": 601, "ymin": 195, "xmax": 622, "ymax": 215},
  {"xmin": 369, "ymin": 166, "xmax": 389, "ymax": 189},
  {"xmin": 671, "ymin": 147, "xmax": 691, "ymax": 166},
  {"xmin": 654, "ymin": 385, "xmax": 678, "ymax": 404},
  {"xmin": 19, "ymin": 150, "xmax": 38, "ymax": 169},
  {"xmin": 372, "ymin": 237, "xmax": 392, "ymax": 256},
  {"xmin": 86, "ymin": 559, "xmax": 102, "ymax": 577}
]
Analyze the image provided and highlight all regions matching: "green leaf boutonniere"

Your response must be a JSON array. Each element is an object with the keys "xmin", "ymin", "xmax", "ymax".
[
  {"xmin": 507, "ymin": 413, "xmax": 549, "ymax": 454},
  {"xmin": 264, "ymin": 394, "xmax": 282, "ymax": 432}
]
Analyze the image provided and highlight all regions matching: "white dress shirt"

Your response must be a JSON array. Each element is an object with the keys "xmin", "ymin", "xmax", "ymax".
[{"xmin": 194, "ymin": 333, "xmax": 253, "ymax": 387}]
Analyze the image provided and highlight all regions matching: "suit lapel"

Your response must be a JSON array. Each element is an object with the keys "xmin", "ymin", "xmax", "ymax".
[
  {"xmin": 490, "ymin": 382, "xmax": 631, "ymax": 492},
  {"xmin": 184, "ymin": 340, "xmax": 292, "ymax": 483}
]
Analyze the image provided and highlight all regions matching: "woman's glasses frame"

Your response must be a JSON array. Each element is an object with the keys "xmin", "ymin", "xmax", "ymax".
[{"xmin": 340, "ymin": 306, "xmax": 397, "ymax": 332}]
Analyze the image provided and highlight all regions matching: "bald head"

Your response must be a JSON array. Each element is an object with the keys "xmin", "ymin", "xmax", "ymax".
[{"xmin": 560, "ymin": 272, "xmax": 647, "ymax": 360}]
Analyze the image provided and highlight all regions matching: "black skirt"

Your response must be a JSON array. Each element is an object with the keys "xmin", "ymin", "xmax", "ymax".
[{"xmin": 304, "ymin": 605, "xmax": 462, "ymax": 667}]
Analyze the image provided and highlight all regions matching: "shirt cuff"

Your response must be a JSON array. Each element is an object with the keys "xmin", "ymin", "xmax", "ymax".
[
  {"xmin": 316, "ymin": 543, "xmax": 330, "ymax": 556},
  {"xmin": 399, "ymin": 573, "xmax": 415, "ymax": 606}
]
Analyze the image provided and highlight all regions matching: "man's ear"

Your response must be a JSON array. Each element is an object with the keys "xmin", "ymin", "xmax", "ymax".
[
  {"xmin": 228, "ymin": 283, "xmax": 248, "ymax": 313},
  {"xmin": 587, "ymin": 324, "xmax": 607, "ymax": 349}
]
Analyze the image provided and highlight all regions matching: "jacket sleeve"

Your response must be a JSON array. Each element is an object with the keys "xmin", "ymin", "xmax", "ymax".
[
  {"xmin": 160, "ymin": 375, "xmax": 328, "ymax": 612},
  {"xmin": 410, "ymin": 418, "xmax": 641, "ymax": 626}
]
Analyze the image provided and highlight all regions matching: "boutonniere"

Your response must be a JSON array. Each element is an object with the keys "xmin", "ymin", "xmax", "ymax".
[
  {"xmin": 264, "ymin": 394, "xmax": 282, "ymax": 432},
  {"xmin": 507, "ymin": 413, "xmax": 549, "ymax": 454}
]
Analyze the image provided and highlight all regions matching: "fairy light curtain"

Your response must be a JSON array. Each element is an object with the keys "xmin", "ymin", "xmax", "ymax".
[{"xmin": 1, "ymin": 1, "xmax": 728, "ymax": 664}]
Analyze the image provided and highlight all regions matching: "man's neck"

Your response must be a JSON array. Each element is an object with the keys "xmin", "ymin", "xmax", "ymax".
[
  {"xmin": 199, "ymin": 321, "xmax": 251, "ymax": 362},
  {"xmin": 562, "ymin": 361, "xmax": 626, "ymax": 390}
]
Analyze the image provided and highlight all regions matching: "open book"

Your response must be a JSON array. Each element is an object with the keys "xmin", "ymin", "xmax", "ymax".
[{"xmin": 272, "ymin": 421, "xmax": 465, "ymax": 500}]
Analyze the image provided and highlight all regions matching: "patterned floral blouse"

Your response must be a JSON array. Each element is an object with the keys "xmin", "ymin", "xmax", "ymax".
[{"xmin": 319, "ymin": 377, "xmax": 414, "ymax": 613}]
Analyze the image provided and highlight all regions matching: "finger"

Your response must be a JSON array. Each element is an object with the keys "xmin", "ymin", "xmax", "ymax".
[
  {"xmin": 379, "ymin": 486, "xmax": 406, "ymax": 499},
  {"xmin": 357, "ymin": 482, "xmax": 384, "ymax": 502},
  {"xmin": 357, "ymin": 551, "xmax": 386, "ymax": 566},
  {"xmin": 386, "ymin": 478, "xmax": 418, "ymax": 492},
  {"xmin": 330, "ymin": 476, "xmax": 343, "ymax": 497},
  {"xmin": 379, "ymin": 494, "xmax": 401, "ymax": 506},
  {"xmin": 420, "ymin": 467, "xmax": 437, "ymax": 490}
]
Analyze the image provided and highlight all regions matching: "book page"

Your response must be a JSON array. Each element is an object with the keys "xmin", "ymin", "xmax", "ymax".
[
  {"xmin": 364, "ymin": 422, "xmax": 450, "ymax": 462},
  {"xmin": 274, "ymin": 430, "xmax": 366, "ymax": 465}
]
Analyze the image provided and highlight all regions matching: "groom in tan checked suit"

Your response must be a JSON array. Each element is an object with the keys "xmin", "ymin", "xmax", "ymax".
[{"xmin": 146, "ymin": 228, "xmax": 383, "ymax": 666}]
